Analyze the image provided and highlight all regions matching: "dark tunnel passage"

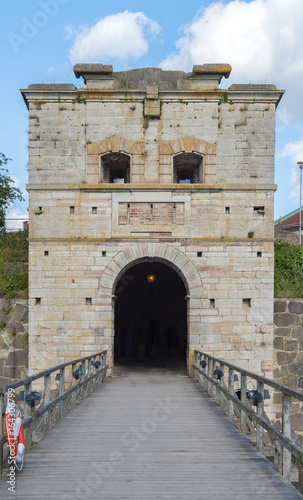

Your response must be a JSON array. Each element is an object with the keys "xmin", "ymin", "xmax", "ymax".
[{"xmin": 114, "ymin": 261, "xmax": 187, "ymax": 367}]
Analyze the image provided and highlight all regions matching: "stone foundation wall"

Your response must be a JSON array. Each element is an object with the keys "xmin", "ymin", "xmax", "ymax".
[
  {"xmin": 0, "ymin": 299, "xmax": 28, "ymax": 386},
  {"xmin": 273, "ymin": 299, "xmax": 303, "ymax": 435}
]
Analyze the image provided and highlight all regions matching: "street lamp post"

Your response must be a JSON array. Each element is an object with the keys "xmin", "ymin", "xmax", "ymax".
[{"xmin": 298, "ymin": 162, "xmax": 303, "ymax": 245}]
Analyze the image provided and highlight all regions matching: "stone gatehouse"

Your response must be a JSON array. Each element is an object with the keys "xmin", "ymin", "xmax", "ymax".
[{"xmin": 21, "ymin": 64, "xmax": 284, "ymax": 375}]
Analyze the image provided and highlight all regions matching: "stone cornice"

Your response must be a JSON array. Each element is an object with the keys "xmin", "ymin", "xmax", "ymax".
[
  {"xmin": 26, "ymin": 183, "xmax": 277, "ymax": 192},
  {"xmin": 20, "ymin": 87, "xmax": 284, "ymax": 109}
]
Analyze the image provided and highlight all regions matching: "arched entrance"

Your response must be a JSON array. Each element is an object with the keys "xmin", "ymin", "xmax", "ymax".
[{"xmin": 114, "ymin": 261, "xmax": 187, "ymax": 366}]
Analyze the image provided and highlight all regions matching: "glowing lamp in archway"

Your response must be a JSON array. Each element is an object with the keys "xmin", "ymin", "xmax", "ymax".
[{"xmin": 147, "ymin": 274, "xmax": 156, "ymax": 283}]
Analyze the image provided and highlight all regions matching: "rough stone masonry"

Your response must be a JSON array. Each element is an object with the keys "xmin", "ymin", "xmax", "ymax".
[{"xmin": 21, "ymin": 64, "xmax": 284, "ymax": 376}]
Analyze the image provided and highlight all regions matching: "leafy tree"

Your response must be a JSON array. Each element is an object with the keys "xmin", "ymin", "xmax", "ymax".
[{"xmin": 0, "ymin": 153, "xmax": 24, "ymax": 234}]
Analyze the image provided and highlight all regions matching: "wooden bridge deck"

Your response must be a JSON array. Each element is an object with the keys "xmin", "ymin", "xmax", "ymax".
[{"xmin": 0, "ymin": 367, "xmax": 302, "ymax": 499}]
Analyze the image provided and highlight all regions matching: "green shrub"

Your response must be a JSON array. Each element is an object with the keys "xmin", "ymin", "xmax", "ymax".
[
  {"xmin": 274, "ymin": 240, "xmax": 303, "ymax": 298},
  {"xmin": 0, "ymin": 231, "xmax": 28, "ymax": 298}
]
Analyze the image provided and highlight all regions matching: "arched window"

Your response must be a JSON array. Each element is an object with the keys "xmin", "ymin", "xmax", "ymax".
[
  {"xmin": 173, "ymin": 152, "xmax": 203, "ymax": 184},
  {"xmin": 100, "ymin": 151, "xmax": 130, "ymax": 183}
]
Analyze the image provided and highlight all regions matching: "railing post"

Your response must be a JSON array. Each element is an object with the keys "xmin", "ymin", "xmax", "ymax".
[
  {"xmin": 240, "ymin": 374, "xmax": 247, "ymax": 433},
  {"xmin": 201, "ymin": 355, "xmax": 206, "ymax": 389},
  {"xmin": 228, "ymin": 368, "xmax": 234, "ymax": 419},
  {"xmin": 0, "ymin": 392, "xmax": 4, "ymax": 479},
  {"xmin": 256, "ymin": 381, "xmax": 264, "ymax": 452},
  {"xmin": 59, "ymin": 367, "xmax": 65, "ymax": 418},
  {"xmin": 102, "ymin": 352, "xmax": 107, "ymax": 383},
  {"xmin": 219, "ymin": 362, "xmax": 224, "ymax": 407},
  {"xmin": 195, "ymin": 351, "xmax": 199, "ymax": 382},
  {"xmin": 205, "ymin": 356, "xmax": 210, "ymax": 393},
  {"xmin": 44, "ymin": 374, "xmax": 51, "ymax": 432},
  {"xmin": 92, "ymin": 356, "xmax": 97, "ymax": 390},
  {"xmin": 282, "ymin": 392, "xmax": 292, "ymax": 480},
  {"xmin": 24, "ymin": 382, "xmax": 32, "ymax": 452}
]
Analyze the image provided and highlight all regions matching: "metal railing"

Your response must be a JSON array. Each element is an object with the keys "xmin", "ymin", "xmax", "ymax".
[
  {"xmin": 193, "ymin": 349, "xmax": 303, "ymax": 482},
  {"xmin": 0, "ymin": 350, "xmax": 107, "ymax": 478}
]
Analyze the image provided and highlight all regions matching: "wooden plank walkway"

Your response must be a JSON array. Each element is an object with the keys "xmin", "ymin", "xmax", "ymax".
[{"xmin": 0, "ymin": 366, "xmax": 302, "ymax": 499}]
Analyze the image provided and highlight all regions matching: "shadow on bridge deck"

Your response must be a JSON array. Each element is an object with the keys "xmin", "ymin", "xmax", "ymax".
[{"xmin": 0, "ymin": 369, "xmax": 302, "ymax": 499}]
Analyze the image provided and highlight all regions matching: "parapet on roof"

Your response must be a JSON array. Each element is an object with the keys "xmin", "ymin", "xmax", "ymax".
[{"xmin": 73, "ymin": 64, "xmax": 232, "ymax": 90}]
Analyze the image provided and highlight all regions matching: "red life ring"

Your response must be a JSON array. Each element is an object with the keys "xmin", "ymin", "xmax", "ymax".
[{"xmin": 5, "ymin": 404, "xmax": 25, "ymax": 470}]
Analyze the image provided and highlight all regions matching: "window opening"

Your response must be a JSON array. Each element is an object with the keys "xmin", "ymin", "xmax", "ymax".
[
  {"xmin": 254, "ymin": 206, "xmax": 265, "ymax": 215},
  {"xmin": 173, "ymin": 152, "xmax": 203, "ymax": 184},
  {"xmin": 243, "ymin": 298, "xmax": 251, "ymax": 308},
  {"xmin": 100, "ymin": 151, "xmax": 130, "ymax": 184}
]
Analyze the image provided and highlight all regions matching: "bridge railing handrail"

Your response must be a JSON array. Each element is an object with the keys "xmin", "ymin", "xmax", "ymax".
[
  {"xmin": 193, "ymin": 349, "xmax": 303, "ymax": 482},
  {"xmin": 194, "ymin": 350, "xmax": 303, "ymax": 401},
  {"xmin": 0, "ymin": 350, "xmax": 108, "ymax": 479},
  {"xmin": 0, "ymin": 350, "xmax": 107, "ymax": 394}
]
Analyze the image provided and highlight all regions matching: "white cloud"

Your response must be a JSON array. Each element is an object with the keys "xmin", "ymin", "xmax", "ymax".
[
  {"xmin": 5, "ymin": 208, "xmax": 28, "ymax": 232},
  {"xmin": 69, "ymin": 11, "xmax": 160, "ymax": 64},
  {"xmin": 279, "ymin": 138, "xmax": 303, "ymax": 204},
  {"xmin": 159, "ymin": 0, "xmax": 303, "ymax": 128}
]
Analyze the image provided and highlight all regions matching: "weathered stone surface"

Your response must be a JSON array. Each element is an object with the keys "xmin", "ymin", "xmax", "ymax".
[
  {"xmin": 12, "ymin": 333, "xmax": 27, "ymax": 350},
  {"xmin": 0, "ymin": 338, "xmax": 9, "ymax": 350},
  {"xmin": 284, "ymin": 339, "xmax": 298, "ymax": 351},
  {"xmin": 14, "ymin": 350, "xmax": 28, "ymax": 366},
  {"xmin": 292, "ymin": 326, "xmax": 303, "ymax": 339},
  {"xmin": 274, "ymin": 313, "xmax": 297, "ymax": 327},
  {"xmin": 292, "ymin": 413, "xmax": 303, "ymax": 431},
  {"xmin": 281, "ymin": 375, "xmax": 298, "ymax": 388},
  {"xmin": 7, "ymin": 321, "xmax": 25, "ymax": 334},
  {"xmin": 273, "ymin": 392, "xmax": 282, "ymax": 404},
  {"xmin": 3, "ymin": 366, "xmax": 22, "ymax": 379},
  {"xmin": 273, "ymin": 337, "xmax": 284, "ymax": 349},
  {"xmin": 288, "ymin": 301, "xmax": 303, "ymax": 314},
  {"xmin": 274, "ymin": 301, "xmax": 287, "ymax": 313},
  {"xmin": 288, "ymin": 363, "xmax": 303, "ymax": 376},
  {"xmin": 274, "ymin": 327, "xmax": 291, "ymax": 337},
  {"xmin": 276, "ymin": 351, "xmax": 297, "ymax": 366},
  {"xmin": 10, "ymin": 303, "xmax": 28, "ymax": 322}
]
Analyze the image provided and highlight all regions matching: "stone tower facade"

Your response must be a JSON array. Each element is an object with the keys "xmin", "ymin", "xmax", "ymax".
[{"xmin": 21, "ymin": 64, "xmax": 283, "ymax": 375}]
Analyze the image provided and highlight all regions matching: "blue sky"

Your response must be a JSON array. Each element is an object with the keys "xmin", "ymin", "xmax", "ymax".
[{"xmin": 1, "ymin": 0, "xmax": 303, "ymax": 229}]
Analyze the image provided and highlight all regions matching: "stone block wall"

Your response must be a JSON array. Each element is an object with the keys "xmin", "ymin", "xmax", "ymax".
[
  {"xmin": 21, "ymin": 66, "xmax": 283, "ymax": 376},
  {"xmin": 273, "ymin": 299, "xmax": 303, "ymax": 435},
  {"xmin": 0, "ymin": 299, "xmax": 28, "ymax": 386}
]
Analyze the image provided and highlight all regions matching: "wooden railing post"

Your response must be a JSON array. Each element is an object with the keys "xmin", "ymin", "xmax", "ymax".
[
  {"xmin": 219, "ymin": 362, "xmax": 224, "ymax": 408},
  {"xmin": 44, "ymin": 374, "xmax": 51, "ymax": 432},
  {"xmin": 240, "ymin": 374, "xmax": 247, "ymax": 433},
  {"xmin": 205, "ymin": 356, "xmax": 210, "ymax": 393},
  {"xmin": 102, "ymin": 353, "xmax": 107, "ymax": 383},
  {"xmin": 282, "ymin": 393, "xmax": 292, "ymax": 480},
  {"xmin": 194, "ymin": 351, "xmax": 199, "ymax": 381},
  {"xmin": 256, "ymin": 381, "xmax": 264, "ymax": 452},
  {"xmin": 24, "ymin": 382, "xmax": 32, "ymax": 452},
  {"xmin": 59, "ymin": 367, "xmax": 65, "ymax": 418},
  {"xmin": 228, "ymin": 368, "xmax": 234, "ymax": 419}
]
